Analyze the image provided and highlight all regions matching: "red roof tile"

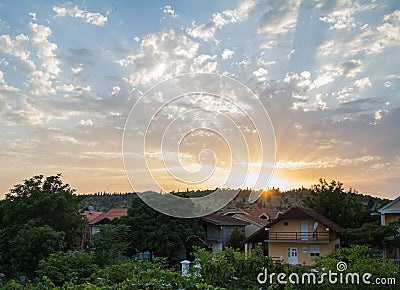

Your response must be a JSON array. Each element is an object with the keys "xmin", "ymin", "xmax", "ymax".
[
  {"xmin": 88, "ymin": 208, "xmax": 129, "ymax": 225},
  {"xmin": 267, "ymin": 206, "xmax": 342, "ymax": 232},
  {"xmin": 83, "ymin": 210, "xmax": 103, "ymax": 222}
]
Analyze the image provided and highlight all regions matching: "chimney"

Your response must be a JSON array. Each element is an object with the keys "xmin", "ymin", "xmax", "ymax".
[{"xmin": 88, "ymin": 206, "xmax": 93, "ymax": 215}]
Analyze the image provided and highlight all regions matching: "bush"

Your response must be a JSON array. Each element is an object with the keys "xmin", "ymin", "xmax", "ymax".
[
  {"xmin": 192, "ymin": 247, "xmax": 276, "ymax": 289},
  {"xmin": 36, "ymin": 250, "xmax": 99, "ymax": 286}
]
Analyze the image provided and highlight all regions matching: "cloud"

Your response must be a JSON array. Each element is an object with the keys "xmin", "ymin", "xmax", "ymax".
[
  {"xmin": 276, "ymin": 155, "xmax": 380, "ymax": 170},
  {"xmin": 0, "ymin": 70, "xmax": 19, "ymax": 92},
  {"xmin": 377, "ymin": 10, "xmax": 400, "ymax": 48},
  {"xmin": 111, "ymin": 86, "xmax": 120, "ymax": 95},
  {"xmin": 24, "ymin": 70, "xmax": 55, "ymax": 96},
  {"xmin": 317, "ymin": 2, "xmax": 377, "ymax": 32},
  {"xmin": 28, "ymin": 12, "xmax": 38, "ymax": 21},
  {"xmin": 0, "ymin": 33, "xmax": 36, "ymax": 74},
  {"xmin": 71, "ymin": 64, "xmax": 83, "ymax": 75},
  {"xmin": 53, "ymin": 5, "xmax": 108, "ymax": 26},
  {"xmin": 252, "ymin": 67, "xmax": 268, "ymax": 82},
  {"xmin": 353, "ymin": 77, "xmax": 372, "ymax": 90},
  {"xmin": 118, "ymin": 30, "xmax": 200, "ymax": 85},
  {"xmin": 187, "ymin": 0, "xmax": 256, "ymax": 41},
  {"xmin": 318, "ymin": 8, "xmax": 400, "ymax": 58},
  {"xmin": 257, "ymin": 0, "xmax": 301, "ymax": 37},
  {"xmin": 319, "ymin": 14, "xmax": 356, "ymax": 31},
  {"xmin": 193, "ymin": 54, "xmax": 217, "ymax": 72},
  {"xmin": 28, "ymin": 22, "xmax": 61, "ymax": 75},
  {"xmin": 163, "ymin": 6, "xmax": 177, "ymax": 18},
  {"xmin": 335, "ymin": 59, "xmax": 363, "ymax": 78},
  {"xmin": 221, "ymin": 48, "xmax": 234, "ymax": 60},
  {"xmin": 78, "ymin": 118, "xmax": 93, "ymax": 126},
  {"xmin": 374, "ymin": 109, "xmax": 388, "ymax": 120}
]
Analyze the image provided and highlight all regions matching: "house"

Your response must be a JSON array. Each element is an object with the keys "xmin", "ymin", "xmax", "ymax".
[
  {"xmin": 378, "ymin": 196, "xmax": 400, "ymax": 262},
  {"xmin": 87, "ymin": 207, "xmax": 129, "ymax": 239},
  {"xmin": 200, "ymin": 214, "xmax": 248, "ymax": 252},
  {"xmin": 81, "ymin": 206, "xmax": 103, "ymax": 247},
  {"xmin": 222, "ymin": 208, "xmax": 281, "ymax": 237},
  {"xmin": 243, "ymin": 206, "xmax": 341, "ymax": 266}
]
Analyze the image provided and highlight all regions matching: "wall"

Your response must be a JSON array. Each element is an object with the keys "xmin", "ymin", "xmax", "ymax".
[
  {"xmin": 221, "ymin": 225, "xmax": 245, "ymax": 247},
  {"xmin": 205, "ymin": 223, "xmax": 222, "ymax": 242},
  {"xmin": 384, "ymin": 213, "xmax": 400, "ymax": 225},
  {"xmin": 269, "ymin": 218, "xmax": 332, "ymax": 241},
  {"xmin": 268, "ymin": 238, "xmax": 340, "ymax": 266}
]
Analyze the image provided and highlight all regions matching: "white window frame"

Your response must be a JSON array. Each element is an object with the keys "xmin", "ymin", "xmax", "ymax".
[{"xmin": 310, "ymin": 245, "xmax": 320, "ymax": 258}]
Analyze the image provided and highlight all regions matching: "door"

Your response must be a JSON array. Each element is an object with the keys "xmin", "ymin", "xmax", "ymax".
[
  {"xmin": 288, "ymin": 248, "xmax": 298, "ymax": 265},
  {"xmin": 301, "ymin": 221, "xmax": 308, "ymax": 240}
]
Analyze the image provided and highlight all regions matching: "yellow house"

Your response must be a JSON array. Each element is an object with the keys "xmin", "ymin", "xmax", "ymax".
[
  {"xmin": 244, "ymin": 206, "xmax": 341, "ymax": 266},
  {"xmin": 378, "ymin": 196, "xmax": 400, "ymax": 261}
]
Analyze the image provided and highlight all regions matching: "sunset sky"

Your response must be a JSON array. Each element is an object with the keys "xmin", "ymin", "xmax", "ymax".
[{"xmin": 0, "ymin": 0, "xmax": 399, "ymax": 200}]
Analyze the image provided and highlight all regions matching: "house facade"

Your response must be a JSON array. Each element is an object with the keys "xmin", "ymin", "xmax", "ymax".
[
  {"xmin": 243, "ymin": 206, "xmax": 341, "ymax": 266},
  {"xmin": 200, "ymin": 214, "xmax": 248, "ymax": 252},
  {"xmin": 87, "ymin": 207, "xmax": 128, "ymax": 240},
  {"xmin": 378, "ymin": 196, "xmax": 400, "ymax": 261},
  {"xmin": 81, "ymin": 206, "xmax": 103, "ymax": 247}
]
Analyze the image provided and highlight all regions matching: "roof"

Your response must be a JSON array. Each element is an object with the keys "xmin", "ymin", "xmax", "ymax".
[
  {"xmin": 223, "ymin": 208, "xmax": 281, "ymax": 227},
  {"xmin": 242, "ymin": 206, "xmax": 342, "ymax": 244},
  {"xmin": 267, "ymin": 206, "xmax": 342, "ymax": 232},
  {"xmin": 201, "ymin": 214, "xmax": 249, "ymax": 226},
  {"xmin": 83, "ymin": 210, "xmax": 103, "ymax": 222},
  {"xmin": 88, "ymin": 208, "xmax": 129, "ymax": 225},
  {"xmin": 242, "ymin": 226, "xmax": 268, "ymax": 244},
  {"xmin": 378, "ymin": 196, "xmax": 400, "ymax": 213},
  {"xmin": 224, "ymin": 208, "xmax": 281, "ymax": 218}
]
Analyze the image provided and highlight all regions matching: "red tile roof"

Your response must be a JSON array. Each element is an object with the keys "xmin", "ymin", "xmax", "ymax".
[
  {"xmin": 88, "ymin": 208, "xmax": 129, "ymax": 225},
  {"xmin": 267, "ymin": 206, "xmax": 342, "ymax": 232},
  {"xmin": 83, "ymin": 210, "xmax": 103, "ymax": 222},
  {"xmin": 201, "ymin": 214, "xmax": 249, "ymax": 226}
]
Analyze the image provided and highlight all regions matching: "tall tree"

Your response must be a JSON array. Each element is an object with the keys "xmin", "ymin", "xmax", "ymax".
[
  {"xmin": 118, "ymin": 196, "xmax": 205, "ymax": 261},
  {"xmin": 0, "ymin": 174, "xmax": 85, "ymax": 278},
  {"xmin": 303, "ymin": 178, "xmax": 373, "ymax": 228},
  {"xmin": 91, "ymin": 223, "xmax": 130, "ymax": 266}
]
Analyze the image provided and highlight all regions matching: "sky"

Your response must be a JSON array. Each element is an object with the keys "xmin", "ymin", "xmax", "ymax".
[{"xmin": 0, "ymin": 0, "xmax": 399, "ymax": 200}]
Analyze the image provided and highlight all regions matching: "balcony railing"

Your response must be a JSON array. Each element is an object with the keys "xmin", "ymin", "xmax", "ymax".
[{"xmin": 267, "ymin": 231, "xmax": 331, "ymax": 241}]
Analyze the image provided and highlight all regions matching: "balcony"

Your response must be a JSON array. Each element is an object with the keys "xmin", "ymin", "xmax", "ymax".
[{"xmin": 267, "ymin": 231, "xmax": 331, "ymax": 242}]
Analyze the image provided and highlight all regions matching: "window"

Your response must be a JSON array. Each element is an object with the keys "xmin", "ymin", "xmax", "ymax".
[
  {"xmin": 310, "ymin": 245, "xmax": 320, "ymax": 257},
  {"xmin": 283, "ymin": 221, "xmax": 289, "ymax": 226},
  {"xmin": 303, "ymin": 246, "xmax": 307, "ymax": 253},
  {"xmin": 259, "ymin": 213, "xmax": 270, "ymax": 220}
]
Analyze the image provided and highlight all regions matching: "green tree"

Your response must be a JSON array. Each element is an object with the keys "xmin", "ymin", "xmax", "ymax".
[
  {"xmin": 9, "ymin": 223, "xmax": 65, "ymax": 277},
  {"xmin": 119, "ymin": 196, "xmax": 205, "ymax": 261},
  {"xmin": 192, "ymin": 247, "xmax": 278, "ymax": 289},
  {"xmin": 90, "ymin": 223, "xmax": 130, "ymax": 265},
  {"xmin": 340, "ymin": 221, "xmax": 400, "ymax": 249},
  {"xmin": 227, "ymin": 227, "xmax": 246, "ymax": 251},
  {"xmin": 312, "ymin": 245, "xmax": 400, "ymax": 290},
  {"xmin": 304, "ymin": 178, "xmax": 373, "ymax": 228},
  {"xmin": 36, "ymin": 250, "xmax": 99, "ymax": 286},
  {"xmin": 0, "ymin": 174, "xmax": 85, "ymax": 278}
]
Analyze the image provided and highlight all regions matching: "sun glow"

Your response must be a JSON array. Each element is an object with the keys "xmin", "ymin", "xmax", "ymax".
[{"xmin": 268, "ymin": 172, "xmax": 310, "ymax": 191}]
